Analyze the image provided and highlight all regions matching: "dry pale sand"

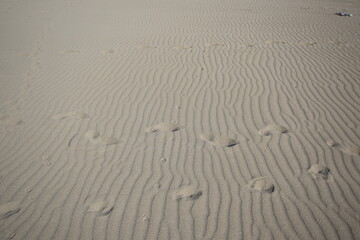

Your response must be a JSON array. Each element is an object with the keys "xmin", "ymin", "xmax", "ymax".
[{"xmin": 1, "ymin": 0, "xmax": 360, "ymax": 239}]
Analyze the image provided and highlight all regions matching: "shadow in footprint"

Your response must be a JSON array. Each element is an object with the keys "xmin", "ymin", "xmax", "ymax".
[
  {"xmin": 258, "ymin": 125, "xmax": 289, "ymax": 136},
  {"xmin": 173, "ymin": 186, "xmax": 202, "ymax": 201},
  {"xmin": 200, "ymin": 133, "xmax": 238, "ymax": 147},
  {"xmin": 248, "ymin": 177, "xmax": 275, "ymax": 193},
  {"xmin": 308, "ymin": 164, "xmax": 331, "ymax": 181},
  {"xmin": 146, "ymin": 122, "xmax": 181, "ymax": 133}
]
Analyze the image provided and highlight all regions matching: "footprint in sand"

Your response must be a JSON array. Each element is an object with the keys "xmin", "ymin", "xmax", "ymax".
[
  {"xmin": 248, "ymin": 177, "xmax": 275, "ymax": 193},
  {"xmin": 88, "ymin": 200, "xmax": 114, "ymax": 216},
  {"xmin": 257, "ymin": 125, "xmax": 289, "ymax": 136},
  {"xmin": 173, "ymin": 186, "xmax": 202, "ymax": 201},
  {"xmin": 308, "ymin": 164, "xmax": 331, "ymax": 180},
  {"xmin": 326, "ymin": 140, "xmax": 360, "ymax": 156},
  {"xmin": 200, "ymin": 133, "xmax": 238, "ymax": 147},
  {"xmin": 153, "ymin": 183, "xmax": 161, "ymax": 190},
  {"xmin": 139, "ymin": 214, "xmax": 150, "ymax": 222},
  {"xmin": 2, "ymin": 232, "xmax": 16, "ymax": 240},
  {"xmin": 0, "ymin": 115, "xmax": 22, "ymax": 126},
  {"xmin": 0, "ymin": 202, "xmax": 21, "ymax": 220},
  {"xmin": 84, "ymin": 130, "xmax": 119, "ymax": 146},
  {"xmin": 146, "ymin": 122, "xmax": 181, "ymax": 133},
  {"xmin": 52, "ymin": 112, "xmax": 89, "ymax": 120}
]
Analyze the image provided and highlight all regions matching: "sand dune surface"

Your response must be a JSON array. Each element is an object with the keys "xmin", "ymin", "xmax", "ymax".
[{"xmin": 1, "ymin": 0, "xmax": 360, "ymax": 239}]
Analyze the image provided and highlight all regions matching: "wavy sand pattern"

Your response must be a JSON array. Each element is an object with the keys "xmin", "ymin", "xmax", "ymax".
[{"xmin": 1, "ymin": 0, "xmax": 360, "ymax": 239}]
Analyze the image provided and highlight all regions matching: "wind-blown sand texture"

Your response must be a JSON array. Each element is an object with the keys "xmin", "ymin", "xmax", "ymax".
[{"xmin": 1, "ymin": 0, "xmax": 360, "ymax": 239}]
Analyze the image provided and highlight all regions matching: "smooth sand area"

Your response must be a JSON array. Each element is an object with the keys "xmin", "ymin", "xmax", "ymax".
[{"xmin": 1, "ymin": 0, "xmax": 360, "ymax": 239}]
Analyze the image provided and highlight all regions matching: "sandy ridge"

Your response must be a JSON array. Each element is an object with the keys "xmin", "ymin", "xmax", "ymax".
[{"xmin": 1, "ymin": 0, "xmax": 360, "ymax": 239}]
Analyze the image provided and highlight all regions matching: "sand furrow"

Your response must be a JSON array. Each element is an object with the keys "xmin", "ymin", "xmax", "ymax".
[{"xmin": 1, "ymin": 0, "xmax": 360, "ymax": 239}]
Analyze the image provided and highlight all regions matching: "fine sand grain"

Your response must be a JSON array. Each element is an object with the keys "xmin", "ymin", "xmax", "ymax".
[{"xmin": 1, "ymin": 0, "xmax": 360, "ymax": 239}]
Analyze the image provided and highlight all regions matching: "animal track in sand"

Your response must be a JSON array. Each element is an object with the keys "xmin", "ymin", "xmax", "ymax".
[
  {"xmin": 84, "ymin": 130, "xmax": 119, "ymax": 146},
  {"xmin": 52, "ymin": 112, "xmax": 89, "ymax": 120},
  {"xmin": 146, "ymin": 122, "xmax": 181, "ymax": 133},
  {"xmin": 308, "ymin": 164, "xmax": 331, "ymax": 180},
  {"xmin": 173, "ymin": 186, "xmax": 202, "ymax": 201},
  {"xmin": 0, "ymin": 202, "xmax": 21, "ymax": 220},
  {"xmin": 248, "ymin": 177, "xmax": 275, "ymax": 193},
  {"xmin": 326, "ymin": 140, "xmax": 360, "ymax": 156},
  {"xmin": 257, "ymin": 125, "xmax": 289, "ymax": 136},
  {"xmin": 200, "ymin": 133, "xmax": 238, "ymax": 147},
  {"xmin": 88, "ymin": 200, "xmax": 113, "ymax": 216}
]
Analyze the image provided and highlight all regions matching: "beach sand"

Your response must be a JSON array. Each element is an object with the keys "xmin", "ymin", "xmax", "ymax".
[{"xmin": 1, "ymin": 0, "xmax": 360, "ymax": 239}]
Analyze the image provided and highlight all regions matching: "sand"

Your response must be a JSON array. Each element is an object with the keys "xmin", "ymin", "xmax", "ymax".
[{"xmin": 1, "ymin": 0, "xmax": 360, "ymax": 239}]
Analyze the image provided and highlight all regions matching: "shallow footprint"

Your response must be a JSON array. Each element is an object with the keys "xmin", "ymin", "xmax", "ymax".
[
  {"xmin": 52, "ymin": 112, "xmax": 89, "ymax": 120},
  {"xmin": 258, "ymin": 125, "xmax": 289, "ymax": 136},
  {"xmin": 0, "ymin": 201, "xmax": 21, "ymax": 220},
  {"xmin": 0, "ymin": 115, "xmax": 22, "ymax": 126},
  {"xmin": 200, "ymin": 133, "xmax": 238, "ymax": 147},
  {"xmin": 308, "ymin": 164, "xmax": 331, "ymax": 180},
  {"xmin": 173, "ymin": 186, "xmax": 202, "ymax": 201},
  {"xmin": 84, "ymin": 130, "xmax": 119, "ymax": 146},
  {"xmin": 146, "ymin": 122, "xmax": 181, "ymax": 133},
  {"xmin": 248, "ymin": 177, "xmax": 275, "ymax": 193},
  {"xmin": 139, "ymin": 214, "xmax": 150, "ymax": 222},
  {"xmin": 88, "ymin": 200, "xmax": 113, "ymax": 216},
  {"xmin": 326, "ymin": 140, "xmax": 360, "ymax": 156}
]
